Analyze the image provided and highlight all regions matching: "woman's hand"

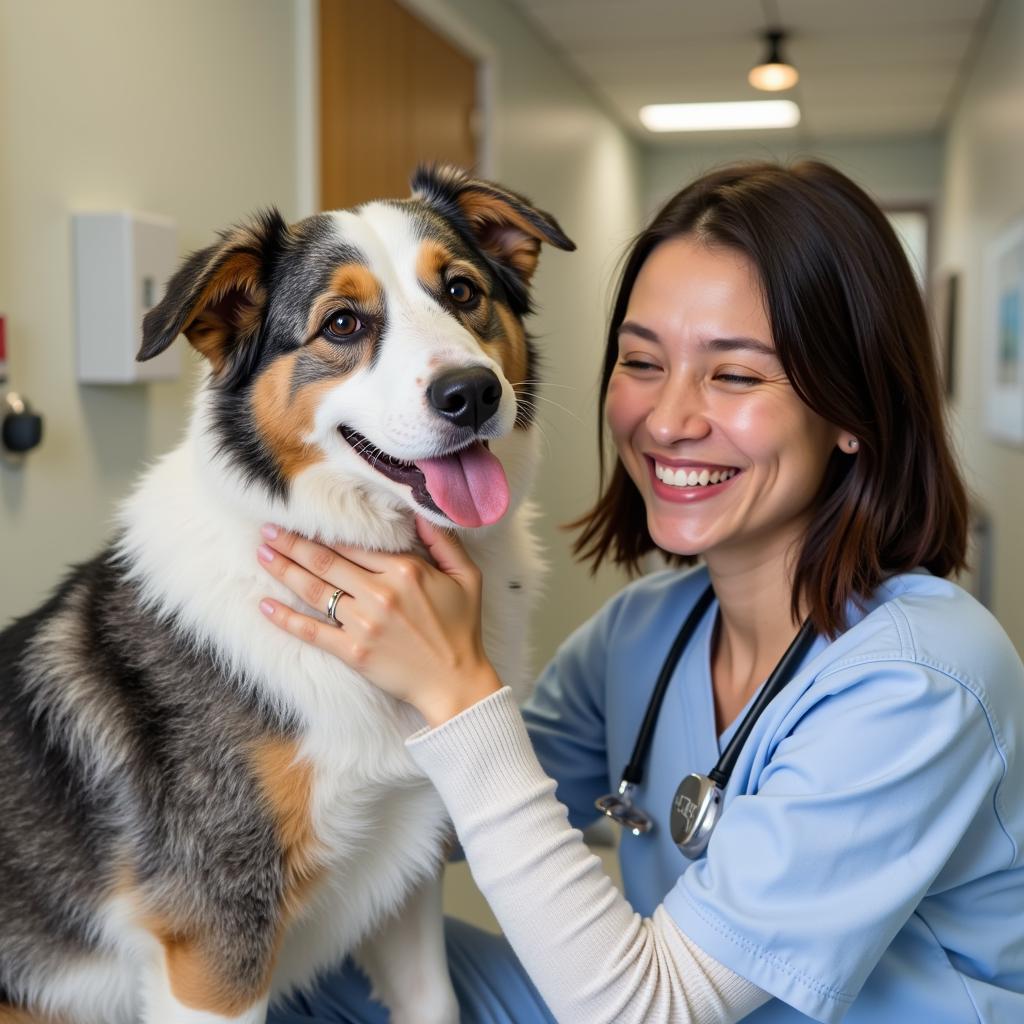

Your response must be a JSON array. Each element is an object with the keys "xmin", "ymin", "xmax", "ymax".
[{"xmin": 256, "ymin": 517, "xmax": 502, "ymax": 728}]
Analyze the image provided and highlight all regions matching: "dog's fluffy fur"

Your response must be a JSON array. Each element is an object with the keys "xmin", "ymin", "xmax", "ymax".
[{"xmin": 0, "ymin": 167, "xmax": 573, "ymax": 1023}]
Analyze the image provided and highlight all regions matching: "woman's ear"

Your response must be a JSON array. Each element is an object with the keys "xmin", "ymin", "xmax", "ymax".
[
  {"xmin": 838, "ymin": 434, "xmax": 860, "ymax": 454},
  {"xmin": 138, "ymin": 209, "xmax": 289, "ymax": 387}
]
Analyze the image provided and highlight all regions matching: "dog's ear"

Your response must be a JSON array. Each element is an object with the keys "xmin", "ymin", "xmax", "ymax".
[
  {"xmin": 138, "ymin": 209, "xmax": 288, "ymax": 386},
  {"xmin": 411, "ymin": 165, "xmax": 575, "ymax": 286}
]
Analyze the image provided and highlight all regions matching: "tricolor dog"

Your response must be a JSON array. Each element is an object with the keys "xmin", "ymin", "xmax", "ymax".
[{"xmin": 0, "ymin": 167, "xmax": 573, "ymax": 1023}]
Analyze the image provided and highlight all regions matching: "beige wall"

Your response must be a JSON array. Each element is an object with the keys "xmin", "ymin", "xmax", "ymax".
[
  {"xmin": 935, "ymin": 0, "xmax": 1024, "ymax": 654},
  {"xmin": 0, "ymin": 0, "xmax": 300, "ymax": 619}
]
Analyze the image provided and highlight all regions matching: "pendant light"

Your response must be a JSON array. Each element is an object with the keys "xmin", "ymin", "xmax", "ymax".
[{"xmin": 748, "ymin": 30, "xmax": 798, "ymax": 92}]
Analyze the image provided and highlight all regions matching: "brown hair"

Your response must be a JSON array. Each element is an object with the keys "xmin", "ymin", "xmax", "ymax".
[{"xmin": 572, "ymin": 160, "xmax": 968, "ymax": 636}]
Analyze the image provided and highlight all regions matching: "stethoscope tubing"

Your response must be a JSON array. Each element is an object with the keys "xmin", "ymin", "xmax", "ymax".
[
  {"xmin": 619, "ymin": 585, "xmax": 716, "ymax": 788},
  {"xmin": 598, "ymin": 582, "xmax": 818, "ymax": 856},
  {"xmin": 709, "ymin": 614, "xmax": 818, "ymax": 787}
]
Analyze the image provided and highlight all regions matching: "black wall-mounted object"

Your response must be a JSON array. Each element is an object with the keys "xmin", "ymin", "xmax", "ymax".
[{"xmin": 2, "ymin": 393, "xmax": 43, "ymax": 454}]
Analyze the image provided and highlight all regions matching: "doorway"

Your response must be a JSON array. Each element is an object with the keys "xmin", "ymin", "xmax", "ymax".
[{"xmin": 319, "ymin": 0, "xmax": 480, "ymax": 210}]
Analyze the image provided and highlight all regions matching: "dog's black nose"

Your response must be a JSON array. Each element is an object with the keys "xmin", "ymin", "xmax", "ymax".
[{"xmin": 427, "ymin": 367, "xmax": 502, "ymax": 431}]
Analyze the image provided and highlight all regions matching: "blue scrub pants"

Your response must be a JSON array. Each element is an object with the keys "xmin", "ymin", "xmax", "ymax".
[{"xmin": 269, "ymin": 918, "xmax": 556, "ymax": 1024}]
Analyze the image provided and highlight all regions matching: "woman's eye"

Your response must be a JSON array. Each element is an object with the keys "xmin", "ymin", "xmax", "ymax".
[
  {"xmin": 716, "ymin": 373, "xmax": 761, "ymax": 385},
  {"xmin": 323, "ymin": 311, "xmax": 363, "ymax": 341},
  {"xmin": 447, "ymin": 278, "xmax": 478, "ymax": 305},
  {"xmin": 619, "ymin": 358, "xmax": 659, "ymax": 371}
]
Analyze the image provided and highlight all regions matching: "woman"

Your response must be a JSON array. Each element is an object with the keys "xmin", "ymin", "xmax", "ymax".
[{"xmin": 257, "ymin": 162, "xmax": 1024, "ymax": 1022}]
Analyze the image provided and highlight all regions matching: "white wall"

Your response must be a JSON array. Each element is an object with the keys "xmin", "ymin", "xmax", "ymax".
[
  {"xmin": 935, "ymin": 0, "xmax": 1024, "ymax": 654},
  {"xmin": 0, "ymin": 0, "xmax": 300, "ymax": 620},
  {"xmin": 644, "ymin": 134, "xmax": 945, "ymax": 215}
]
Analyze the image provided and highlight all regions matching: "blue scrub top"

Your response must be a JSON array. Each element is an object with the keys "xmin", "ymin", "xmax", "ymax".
[{"xmin": 521, "ymin": 567, "xmax": 1024, "ymax": 1023}]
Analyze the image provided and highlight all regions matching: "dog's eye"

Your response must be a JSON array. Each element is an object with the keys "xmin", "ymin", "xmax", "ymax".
[
  {"xmin": 323, "ymin": 311, "xmax": 363, "ymax": 341},
  {"xmin": 446, "ymin": 278, "xmax": 478, "ymax": 306}
]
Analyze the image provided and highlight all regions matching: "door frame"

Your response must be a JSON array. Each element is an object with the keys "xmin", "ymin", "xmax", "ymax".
[{"xmin": 294, "ymin": 0, "xmax": 496, "ymax": 218}]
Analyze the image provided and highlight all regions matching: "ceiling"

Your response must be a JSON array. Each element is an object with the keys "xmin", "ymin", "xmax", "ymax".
[{"xmin": 505, "ymin": 0, "xmax": 993, "ymax": 144}]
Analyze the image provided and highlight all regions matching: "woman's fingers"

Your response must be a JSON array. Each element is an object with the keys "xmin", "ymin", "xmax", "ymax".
[
  {"xmin": 259, "ymin": 598, "xmax": 366, "ymax": 667},
  {"xmin": 257, "ymin": 540, "xmax": 348, "ymax": 616},
  {"xmin": 415, "ymin": 517, "xmax": 480, "ymax": 583},
  {"xmin": 257, "ymin": 527, "xmax": 431, "ymax": 627},
  {"xmin": 262, "ymin": 524, "xmax": 407, "ymax": 576},
  {"xmin": 259, "ymin": 526, "xmax": 372, "ymax": 598},
  {"xmin": 256, "ymin": 523, "xmax": 497, "ymax": 723},
  {"xmin": 257, "ymin": 521, "xmax": 480, "ymax": 634}
]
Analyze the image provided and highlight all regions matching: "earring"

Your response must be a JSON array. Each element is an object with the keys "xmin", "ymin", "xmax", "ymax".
[{"xmin": 846, "ymin": 437, "xmax": 859, "ymax": 452}]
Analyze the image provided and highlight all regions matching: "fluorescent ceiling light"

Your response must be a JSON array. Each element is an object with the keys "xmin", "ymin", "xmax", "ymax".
[{"xmin": 639, "ymin": 100, "xmax": 800, "ymax": 133}]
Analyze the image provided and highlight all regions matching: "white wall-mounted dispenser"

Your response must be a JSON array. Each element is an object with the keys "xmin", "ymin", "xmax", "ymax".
[{"xmin": 73, "ymin": 211, "xmax": 179, "ymax": 383}]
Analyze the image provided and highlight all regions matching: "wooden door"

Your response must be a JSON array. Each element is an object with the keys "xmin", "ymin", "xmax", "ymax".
[{"xmin": 319, "ymin": 0, "xmax": 479, "ymax": 210}]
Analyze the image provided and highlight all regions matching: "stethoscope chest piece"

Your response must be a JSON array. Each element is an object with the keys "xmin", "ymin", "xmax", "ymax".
[
  {"xmin": 670, "ymin": 773, "xmax": 722, "ymax": 859},
  {"xmin": 595, "ymin": 780, "xmax": 654, "ymax": 836}
]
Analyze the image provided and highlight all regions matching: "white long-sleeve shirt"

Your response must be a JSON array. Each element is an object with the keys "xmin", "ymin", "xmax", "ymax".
[{"xmin": 407, "ymin": 687, "xmax": 769, "ymax": 1023}]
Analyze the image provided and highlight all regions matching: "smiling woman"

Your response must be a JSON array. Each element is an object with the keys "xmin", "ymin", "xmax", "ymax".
[
  {"xmin": 260, "ymin": 161, "xmax": 1024, "ymax": 1024},
  {"xmin": 574, "ymin": 161, "xmax": 967, "ymax": 639}
]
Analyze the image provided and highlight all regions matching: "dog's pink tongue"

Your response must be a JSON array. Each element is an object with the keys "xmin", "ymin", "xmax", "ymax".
[{"xmin": 415, "ymin": 442, "xmax": 510, "ymax": 527}]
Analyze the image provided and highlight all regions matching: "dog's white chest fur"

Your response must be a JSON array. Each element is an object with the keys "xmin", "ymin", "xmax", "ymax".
[{"xmin": 114, "ymin": 419, "xmax": 543, "ymax": 1006}]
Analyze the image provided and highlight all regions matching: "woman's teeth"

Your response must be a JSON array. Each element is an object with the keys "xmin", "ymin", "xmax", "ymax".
[{"xmin": 654, "ymin": 463, "xmax": 738, "ymax": 488}]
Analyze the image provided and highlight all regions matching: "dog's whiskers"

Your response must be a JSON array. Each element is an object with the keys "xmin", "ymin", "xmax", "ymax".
[
  {"xmin": 511, "ymin": 402, "xmax": 555, "ymax": 458},
  {"xmin": 514, "ymin": 380, "xmax": 579, "ymax": 392},
  {"xmin": 514, "ymin": 392, "xmax": 584, "ymax": 426},
  {"xmin": 353, "ymin": 439, "xmax": 376, "ymax": 461}
]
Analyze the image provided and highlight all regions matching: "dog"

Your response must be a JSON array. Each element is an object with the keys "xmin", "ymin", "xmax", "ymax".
[{"xmin": 0, "ymin": 165, "xmax": 574, "ymax": 1023}]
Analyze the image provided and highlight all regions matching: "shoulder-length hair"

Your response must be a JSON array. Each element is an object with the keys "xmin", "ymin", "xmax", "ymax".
[{"xmin": 572, "ymin": 160, "xmax": 968, "ymax": 636}]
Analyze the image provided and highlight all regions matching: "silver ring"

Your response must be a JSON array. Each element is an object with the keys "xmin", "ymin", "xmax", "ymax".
[{"xmin": 326, "ymin": 588, "xmax": 345, "ymax": 625}]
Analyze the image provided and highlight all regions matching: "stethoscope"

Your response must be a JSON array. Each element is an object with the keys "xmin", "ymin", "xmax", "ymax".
[{"xmin": 595, "ymin": 584, "xmax": 818, "ymax": 859}]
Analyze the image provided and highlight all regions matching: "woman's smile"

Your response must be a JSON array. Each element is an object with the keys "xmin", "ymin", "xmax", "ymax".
[{"xmin": 647, "ymin": 457, "xmax": 741, "ymax": 502}]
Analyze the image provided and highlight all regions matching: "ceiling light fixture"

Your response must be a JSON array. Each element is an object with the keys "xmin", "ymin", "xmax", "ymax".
[
  {"xmin": 639, "ymin": 100, "xmax": 800, "ymax": 133},
  {"xmin": 748, "ymin": 29, "xmax": 799, "ymax": 92}
]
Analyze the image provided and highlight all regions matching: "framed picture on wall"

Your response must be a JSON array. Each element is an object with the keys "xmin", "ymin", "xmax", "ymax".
[{"xmin": 984, "ymin": 216, "xmax": 1024, "ymax": 445}]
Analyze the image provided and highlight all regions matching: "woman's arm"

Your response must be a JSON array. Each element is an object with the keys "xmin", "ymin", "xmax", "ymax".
[
  {"xmin": 257, "ymin": 521, "xmax": 769, "ymax": 1023},
  {"xmin": 407, "ymin": 686, "xmax": 769, "ymax": 1023}
]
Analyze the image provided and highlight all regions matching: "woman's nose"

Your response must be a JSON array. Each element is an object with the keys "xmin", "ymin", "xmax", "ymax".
[{"xmin": 646, "ymin": 375, "xmax": 711, "ymax": 445}]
